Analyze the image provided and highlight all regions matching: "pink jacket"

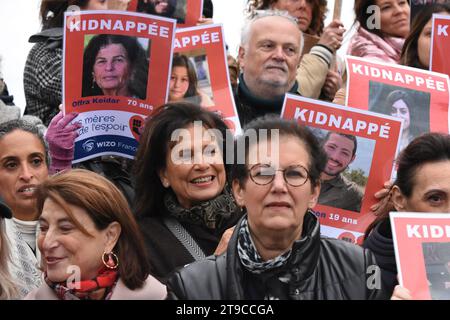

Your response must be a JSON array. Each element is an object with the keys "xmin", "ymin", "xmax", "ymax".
[
  {"xmin": 348, "ymin": 27, "xmax": 404, "ymax": 64},
  {"xmin": 24, "ymin": 275, "xmax": 167, "ymax": 300}
]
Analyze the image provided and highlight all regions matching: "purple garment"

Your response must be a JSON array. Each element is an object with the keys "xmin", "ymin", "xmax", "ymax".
[{"xmin": 45, "ymin": 111, "xmax": 81, "ymax": 174}]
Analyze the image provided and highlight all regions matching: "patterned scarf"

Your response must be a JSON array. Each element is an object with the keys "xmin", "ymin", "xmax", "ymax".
[
  {"xmin": 45, "ymin": 267, "xmax": 118, "ymax": 300},
  {"xmin": 237, "ymin": 216, "xmax": 292, "ymax": 274},
  {"xmin": 164, "ymin": 185, "xmax": 237, "ymax": 229}
]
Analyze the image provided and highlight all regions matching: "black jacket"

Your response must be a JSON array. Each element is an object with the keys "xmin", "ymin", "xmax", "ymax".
[
  {"xmin": 167, "ymin": 212, "xmax": 388, "ymax": 300},
  {"xmin": 139, "ymin": 207, "xmax": 243, "ymax": 283},
  {"xmin": 235, "ymin": 74, "xmax": 299, "ymax": 127},
  {"xmin": 363, "ymin": 219, "xmax": 398, "ymax": 299}
]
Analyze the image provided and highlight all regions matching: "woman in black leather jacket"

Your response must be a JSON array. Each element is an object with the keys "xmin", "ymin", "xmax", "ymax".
[{"xmin": 167, "ymin": 116, "xmax": 387, "ymax": 300}]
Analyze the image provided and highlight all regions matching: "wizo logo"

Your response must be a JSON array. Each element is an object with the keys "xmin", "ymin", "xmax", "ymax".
[{"xmin": 82, "ymin": 139, "xmax": 96, "ymax": 152}]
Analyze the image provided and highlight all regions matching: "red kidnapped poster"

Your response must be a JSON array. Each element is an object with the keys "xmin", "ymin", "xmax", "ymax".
[
  {"xmin": 172, "ymin": 24, "xmax": 241, "ymax": 133},
  {"xmin": 282, "ymin": 95, "xmax": 402, "ymax": 244},
  {"xmin": 431, "ymin": 14, "xmax": 450, "ymax": 78},
  {"xmin": 391, "ymin": 212, "xmax": 450, "ymax": 300},
  {"xmin": 63, "ymin": 11, "xmax": 175, "ymax": 162},
  {"xmin": 346, "ymin": 56, "xmax": 450, "ymax": 152},
  {"xmin": 128, "ymin": 0, "xmax": 203, "ymax": 28}
]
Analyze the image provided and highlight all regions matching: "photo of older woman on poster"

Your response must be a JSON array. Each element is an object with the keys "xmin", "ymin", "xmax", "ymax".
[
  {"xmin": 82, "ymin": 34, "xmax": 150, "ymax": 100},
  {"xmin": 369, "ymin": 82, "xmax": 430, "ymax": 151},
  {"xmin": 137, "ymin": 0, "xmax": 187, "ymax": 24}
]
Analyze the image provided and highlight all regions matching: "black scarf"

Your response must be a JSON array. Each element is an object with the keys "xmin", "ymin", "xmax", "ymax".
[
  {"xmin": 238, "ymin": 74, "xmax": 299, "ymax": 113},
  {"xmin": 164, "ymin": 186, "xmax": 237, "ymax": 229},
  {"xmin": 237, "ymin": 216, "xmax": 292, "ymax": 275}
]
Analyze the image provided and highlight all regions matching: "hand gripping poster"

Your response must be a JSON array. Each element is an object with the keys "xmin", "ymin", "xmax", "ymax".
[
  {"xmin": 63, "ymin": 11, "xmax": 176, "ymax": 163},
  {"xmin": 391, "ymin": 212, "xmax": 450, "ymax": 300},
  {"xmin": 282, "ymin": 95, "xmax": 403, "ymax": 244},
  {"xmin": 128, "ymin": 0, "xmax": 204, "ymax": 28},
  {"xmin": 172, "ymin": 24, "xmax": 241, "ymax": 133},
  {"xmin": 431, "ymin": 14, "xmax": 450, "ymax": 77},
  {"xmin": 346, "ymin": 56, "xmax": 450, "ymax": 152}
]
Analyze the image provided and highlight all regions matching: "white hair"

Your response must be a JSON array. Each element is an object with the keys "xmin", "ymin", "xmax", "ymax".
[{"xmin": 240, "ymin": 9, "xmax": 304, "ymax": 53}]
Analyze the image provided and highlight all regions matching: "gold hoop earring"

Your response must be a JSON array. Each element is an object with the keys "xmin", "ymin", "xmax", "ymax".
[{"xmin": 102, "ymin": 251, "xmax": 119, "ymax": 269}]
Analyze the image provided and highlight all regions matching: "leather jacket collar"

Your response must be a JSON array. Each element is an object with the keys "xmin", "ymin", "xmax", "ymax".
[{"xmin": 225, "ymin": 210, "xmax": 321, "ymax": 299}]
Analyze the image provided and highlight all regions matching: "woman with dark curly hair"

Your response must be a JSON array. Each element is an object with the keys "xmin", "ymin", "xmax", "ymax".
[
  {"xmin": 247, "ymin": 0, "xmax": 345, "ymax": 101},
  {"xmin": 134, "ymin": 102, "xmax": 242, "ymax": 282}
]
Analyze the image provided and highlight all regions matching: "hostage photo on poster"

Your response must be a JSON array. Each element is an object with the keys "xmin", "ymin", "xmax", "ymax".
[
  {"xmin": 173, "ymin": 24, "xmax": 241, "ymax": 133},
  {"xmin": 368, "ymin": 82, "xmax": 431, "ymax": 151},
  {"xmin": 282, "ymin": 95, "xmax": 403, "ymax": 244},
  {"xmin": 81, "ymin": 34, "xmax": 151, "ymax": 100},
  {"xmin": 63, "ymin": 11, "xmax": 176, "ymax": 162},
  {"xmin": 128, "ymin": 0, "xmax": 203, "ymax": 28},
  {"xmin": 346, "ymin": 56, "xmax": 450, "ymax": 148}
]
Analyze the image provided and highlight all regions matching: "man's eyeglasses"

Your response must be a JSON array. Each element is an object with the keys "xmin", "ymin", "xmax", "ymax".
[{"xmin": 248, "ymin": 164, "xmax": 309, "ymax": 187}]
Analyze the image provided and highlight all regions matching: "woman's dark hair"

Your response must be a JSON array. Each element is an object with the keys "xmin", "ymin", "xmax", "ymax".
[
  {"xmin": 384, "ymin": 89, "xmax": 418, "ymax": 133},
  {"xmin": 40, "ymin": 0, "xmax": 89, "ymax": 30},
  {"xmin": 247, "ymin": 0, "xmax": 328, "ymax": 35},
  {"xmin": 364, "ymin": 133, "xmax": 450, "ymax": 238},
  {"xmin": 133, "ymin": 102, "xmax": 231, "ymax": 218},
  {"xmin": 36, "ymin": 169, "xmax": 150, "ymax": 290},
  {"xmin": 232, "ymin": 115, "xmax": 327, "ymax": 188},
  {"xmin": 82, "ymin": 34, "xmax": 148, "ymax": 99},
  {"xmin": 171, "ymin": 54, "xmax": 199, "ymax": 98},
  {"xmin": 401, "ymin": 3, "xmax": 450, "ymax": 69},
  {"xmin": 137, "ymin": 0, "xmax": 181, "ymax": 22},
  {"xmin": 354, "ymin": 0, "xmax": 385, "ymax": 37},
  {"xmin": 0, "ymin": 119, "xmax": 50, "ymax": 168},
  {"xmin": 203, "ymin": 0, "xmax": 214, "ymax": 18},
  {"xmin": 395, "ymin": 132, "xmax": 450, "ymax": 197},
  {"xmin": 384, "ymin": 89, "xmax": 414, "ymax": 116}
]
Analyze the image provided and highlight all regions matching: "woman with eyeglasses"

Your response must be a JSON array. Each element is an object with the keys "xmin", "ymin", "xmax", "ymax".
[{"xmin": 166, "ymin": 116, "xmax": 388, "ymax": 300}]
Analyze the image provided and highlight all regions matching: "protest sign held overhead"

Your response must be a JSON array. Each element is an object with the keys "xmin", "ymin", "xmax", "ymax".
[
  {"xmin": 172, "ymin": 24, "xmax": 241, "ymax": 133},
  {"xmin": 128, "ymin": 0, "xmax": 203, "ymax": 28},
  {"xmin": 282, "ymin": 95, "xmax": 403, "ymax": 244},
  {"xmin": 63, "ymin": 10, "xmax": 176, "ymax": 163},
  {"xmin": 346, "ymin": 56, "xmax": 450, "ymax": 152},
  {"xmin": 431, "ymin": 14, "xmax": 450, "ymax": 78},
  {"xmin": 391, "ymin": 212, "xmax": 450, "ymax": 300}
]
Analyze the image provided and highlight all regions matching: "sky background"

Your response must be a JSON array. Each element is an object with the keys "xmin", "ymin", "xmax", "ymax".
[{"xmin": 0, "ymin": 0, "xmax": 356, "ymax": 112}]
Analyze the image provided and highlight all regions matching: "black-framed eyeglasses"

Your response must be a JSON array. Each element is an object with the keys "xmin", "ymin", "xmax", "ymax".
[{"xmin": 248, "ymin": 164, "xmax": 309, "ymax": 187}]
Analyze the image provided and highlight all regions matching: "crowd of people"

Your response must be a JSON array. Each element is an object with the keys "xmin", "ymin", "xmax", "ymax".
[{"xmin": 0, "ymin": 0, "xmax": 449, "ymax": 301}]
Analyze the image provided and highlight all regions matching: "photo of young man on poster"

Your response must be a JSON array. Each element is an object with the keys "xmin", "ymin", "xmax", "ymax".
[
  {"xmin": 422, "ymin": 242, "xmax": 450, "ymax": 300},
  {"xmin": 317, "ymin": 131, "xmax": 368, "ymax": 213},
  {"xmin": 137, "ymin": 0, "xmax": 187, "ymax": 23},
  {"xmin": 168, "ymin": 52, "xmax": 214, "ymax": 107},
  {"xmin": 368, "ymin": 82, "xmax": 430, "ymax": 151},
  {"xmin": 82, "ymin": 34, "xmax": 150, "ymax": 100}
]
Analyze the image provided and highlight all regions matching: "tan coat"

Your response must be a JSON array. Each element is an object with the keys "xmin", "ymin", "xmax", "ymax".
[{"xmin": 296, "ymin": 53, "xmax": 329, "ymax": 99}]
